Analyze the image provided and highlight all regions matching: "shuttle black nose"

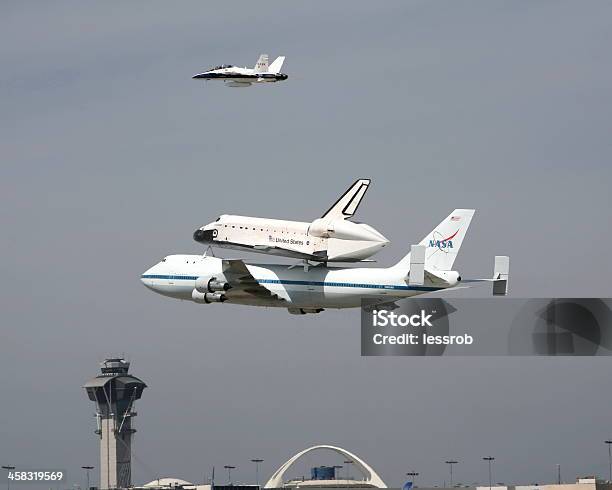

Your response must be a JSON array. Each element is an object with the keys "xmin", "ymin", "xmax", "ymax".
[{"xmin": 193, "ymin": 229, "xmax": 214, "ymax": 243}]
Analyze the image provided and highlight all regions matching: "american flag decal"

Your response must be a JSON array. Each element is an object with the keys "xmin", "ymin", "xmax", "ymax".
[{"xmin": 451, "ymin": 216, "xmax": 461, "ymax": 221}]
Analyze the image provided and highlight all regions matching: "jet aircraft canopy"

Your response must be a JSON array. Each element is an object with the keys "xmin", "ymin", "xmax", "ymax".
[{"xmin": 209, "ymin": 64, "xmax": 234, "ymax": 71}]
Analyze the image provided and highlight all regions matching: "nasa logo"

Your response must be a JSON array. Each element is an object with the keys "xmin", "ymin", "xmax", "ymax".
[
  {"xmin": 428, "ymin": 229, "xmax": 460, "ymax": 251},
  {"xmin": 429, "ymin": 239, "xmax": 453, "ymax": 249}
]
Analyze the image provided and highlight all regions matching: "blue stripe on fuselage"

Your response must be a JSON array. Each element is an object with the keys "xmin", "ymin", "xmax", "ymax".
[
  {"xmin": 140, "ymin": 275, "xmax": 441, "ymax": 292},
  {"xmin": 142, "ymin": 274, "xmax": 199, "ymax": 280}
]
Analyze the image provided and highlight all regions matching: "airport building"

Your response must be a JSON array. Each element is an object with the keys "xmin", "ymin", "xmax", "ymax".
[
  {"xmin": 112, "ymin": 444, "xmax": 388, "ymax": 490},
  {"xmin": 82, "ymin": 359, "xmax": 611, "ymax": 490},
  {"xmin": 84, "ymin": 358, "xmax": 147, "ymax": 490}
]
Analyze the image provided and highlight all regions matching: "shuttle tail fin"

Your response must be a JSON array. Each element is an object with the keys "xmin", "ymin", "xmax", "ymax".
[
  {"xmin": 392, "ymin": 209, "xmax": 475, "ymax": 271},
  {"xmin": 320, "ymin": 179, "xmax": 371, "ymax": 221},
  {"xmin": 254, "ymin": 54, "xmax": 269, "ymax": 73},
  {"xmin": 268, "ymin": 56, "xmax": 285, "ymax": 73}
]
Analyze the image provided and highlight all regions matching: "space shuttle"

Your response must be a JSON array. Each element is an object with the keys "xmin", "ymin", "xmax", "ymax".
[{"xmin": 193, "ymin": 179, "xmax": 390, "ymax": 262}]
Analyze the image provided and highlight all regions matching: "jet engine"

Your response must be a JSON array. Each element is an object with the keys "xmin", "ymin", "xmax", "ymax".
[
  {"xmin": 192, "ymin": 289, "xmax": 227, "ymax": 303},
  {"xmin": 195, "ymin": 276, "xmax": 231, "ymax": 293},
  {"xmin": 208, "ymin": 279, "xmax": 231, "ymax": 292}
]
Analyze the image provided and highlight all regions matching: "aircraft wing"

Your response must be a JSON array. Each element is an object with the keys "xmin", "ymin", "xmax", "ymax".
[
  {"xmin": 362, "ymin": 299, "xmax": 401, "ymax": 311},
  {"xmin": 222, "ymin": 259, "xmax": 290, "ymax": 301}
]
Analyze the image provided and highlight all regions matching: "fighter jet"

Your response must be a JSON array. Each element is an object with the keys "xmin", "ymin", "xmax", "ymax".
[
  {"xmin": 193, "ymin": 179, "xmax": 390, "ymax": 263},
  {"xmin": 192, "ymin": 54, "xmax": 288, "ymax": 87}
]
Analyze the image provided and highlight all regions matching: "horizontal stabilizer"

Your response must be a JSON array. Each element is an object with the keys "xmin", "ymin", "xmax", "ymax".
[
  {"xmin": 408, "ymin": 244, "xmax": 425, "ymax": 286},
  {"xmin": 493, "ymin": 255, "xmax": 510, "ymax": 296}
]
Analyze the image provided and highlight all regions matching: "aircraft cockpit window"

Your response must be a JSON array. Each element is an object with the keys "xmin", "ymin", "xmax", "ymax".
[
  {"xmin": 215, "ymin": 217, "xmax": 221, "ymax": 222},
  {"xmin": 210, "ymin": 64, "xmax": 234, "ymax": 71},
  {"xmin": 161, "ymin": 258, "xmax": 167, "ymax": 262}
]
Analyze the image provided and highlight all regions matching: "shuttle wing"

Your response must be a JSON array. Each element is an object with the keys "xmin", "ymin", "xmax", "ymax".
[
  {"xmin": 222, "ymin": 259, "xmax": 290, "ymax": 301},
  {"xmin": 321, "ymin": 179, "xmax": 371, "ymax": 220}
]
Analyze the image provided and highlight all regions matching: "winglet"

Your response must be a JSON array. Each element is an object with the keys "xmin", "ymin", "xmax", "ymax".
[{"xmin": 321, "ymin": 179, "xmax": 371, "ymax": 220}]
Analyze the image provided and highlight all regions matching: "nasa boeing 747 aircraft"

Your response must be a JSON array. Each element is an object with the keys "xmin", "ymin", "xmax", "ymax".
[
  {"xmin": 192, "ymin": 54, "xmax": 288, "ymax": 87},
  {"xmin": 193, "ymin": 179, "xmax": 389, "ymax": 263},
  {"xmin": 142, "ymin": 209, "xmax": 510, "ymax": 314}
]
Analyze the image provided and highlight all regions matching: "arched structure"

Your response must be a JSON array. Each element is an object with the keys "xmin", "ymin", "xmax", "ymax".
[{"xmin": 264, "ymin": 445, "xmax": 386, "ymax": 489}]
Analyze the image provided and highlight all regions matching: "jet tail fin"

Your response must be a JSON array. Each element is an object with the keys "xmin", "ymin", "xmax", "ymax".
[
  {"xmin": 268, "ymin": 56, "xmax": 285, "ymax": 73},
  {"xmin": 321, "ymin": 179, "xmax": 371, "ymax": 220},
  {"xmin": 493, "ymin": 255, "xmax": 510, "ymax": 295},
  {"xmin": 254, "ymin": 54, "xmax": 269, "ymax": 73},
  {"xmin": 393, "ymin": 209, "xmax": 475, "ymax": 271}
]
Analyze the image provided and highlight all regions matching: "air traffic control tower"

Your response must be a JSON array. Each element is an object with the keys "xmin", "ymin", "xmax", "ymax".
[{"xmin": 84, "ymin": 358, "xmax": 147, "ymax": 490}]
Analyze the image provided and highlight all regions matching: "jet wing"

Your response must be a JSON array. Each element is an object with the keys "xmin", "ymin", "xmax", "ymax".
[{"xmin": 222, "ymin": 259, "xmax": 290, "ymax": 301}]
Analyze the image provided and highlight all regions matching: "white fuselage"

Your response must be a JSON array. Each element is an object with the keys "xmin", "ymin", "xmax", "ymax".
[
  {"xmin": 141, "ymin": 255, "xmax": 457, "ymax": 310},
  {"xmin": 192, "ymin": 66, "xmax": 288, "ymax": 84},
  {"xmin": 194, "ymin": 215, "xmax": 389, "ymax": 262}
]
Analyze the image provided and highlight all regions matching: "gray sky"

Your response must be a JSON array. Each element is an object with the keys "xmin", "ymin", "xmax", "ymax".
[{"xmin": 1, "ymin": 1, "xmax": 612, "ymax": 488}]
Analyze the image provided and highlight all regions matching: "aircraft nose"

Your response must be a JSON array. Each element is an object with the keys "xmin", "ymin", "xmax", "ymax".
[
  {"xmin": 193, "ymin": 228, "xmax": 215, "ymax": 243},
  {"xmin": 140, "ymin": 264, "xmax": 160, "ymax": 291}
]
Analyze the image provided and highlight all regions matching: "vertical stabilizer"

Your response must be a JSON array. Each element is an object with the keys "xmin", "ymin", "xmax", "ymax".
[
  {"xmin": 254, "ymin": 54, "xmax": 269, "ymax": 73},
  {"xmin": 493, "ymin": 255, "xmax": 510, "ymax": 295},
  {"xmin": 408, "ymin": 245, "xmax": 426, "ymax": 286},
  {"xmin": 393, "ymin": 209, "xmax": 475, "ymax": 271},
  {"xmin": 320, "ymin": 179, "xmax": 371, "ymax": 220},
  {"xmin": 268, "ymin": 56, "xmax": 286, "ymax": 73}
]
